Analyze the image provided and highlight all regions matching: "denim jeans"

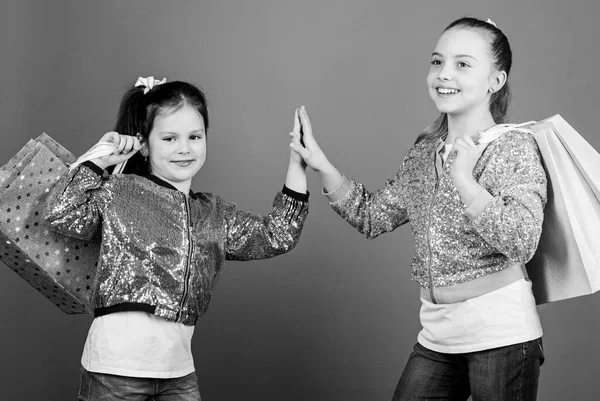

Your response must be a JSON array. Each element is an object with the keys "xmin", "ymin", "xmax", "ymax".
[
  {"xmin": 77, "ymin": 367, "xmax": 201, "ymax": 401},
  {"xmin": 392, "ymin": 338, "xmax": 545, "ymax": 401}
]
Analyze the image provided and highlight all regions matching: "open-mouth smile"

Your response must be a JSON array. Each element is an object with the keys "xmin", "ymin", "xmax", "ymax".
[{"xmin": 436, "ymin": 87, "xmax": 460, "ymax": 95}]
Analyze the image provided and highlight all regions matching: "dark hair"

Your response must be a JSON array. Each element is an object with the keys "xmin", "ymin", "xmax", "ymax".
[
  {"xmin": 111, "ymin": 80, "xmax": 209, "ymax": 175},
  {"xmin": 416, "ymin": 17, "xmax": 512, "ymax": 144}
]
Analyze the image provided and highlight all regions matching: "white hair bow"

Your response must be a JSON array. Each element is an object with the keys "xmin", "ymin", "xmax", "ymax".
[
  {"xmin": 135, "ymin": 76, "xmax": 167, "ymax": 94},
  {"xmin": 486, "ymin": 18, "xmax": 497, "ymax": 28}
]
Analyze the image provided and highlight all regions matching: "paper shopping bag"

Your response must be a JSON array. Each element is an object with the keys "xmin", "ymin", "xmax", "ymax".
[
  {"xmin": 1, "ymin": 133, "xmax": 75, "ymax": 193},
  {"xmin": 525, "ymin": 115, "xmax": 600, "ymax": 304},
  {"xmin": 0, "ymin": 140, "xmax": 42, "ymax": 191},
  {"xmin": 0, "ymin": 135, "xmax": 99, "ymax": 314}
]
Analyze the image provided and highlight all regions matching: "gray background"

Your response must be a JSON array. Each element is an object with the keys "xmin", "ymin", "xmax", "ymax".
[{"xmin": 1, "ymin": 0, "xmax": 600, "ymax": 400}]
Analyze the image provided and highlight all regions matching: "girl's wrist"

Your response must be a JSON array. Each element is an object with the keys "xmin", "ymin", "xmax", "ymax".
[
  {"xmin": 288, "ymin": 157, "xmax": 307, "ymax": 171},
  {"xmin": 312, "ymin": 156, "xmax": 333, "ymax": 175},
  {"xmin": 315, "ymin": 160, "xmax": 344, "ymax": 194},
  {"xmin": 452, "ymin": 173, "xmax": 476, "ymax": 189},
  {"xmin": 90, "ymin": 158, "xmax": 107, "ymax": 170},
  {"xmin": 452, "ymin": 174, "xmax": 482, "ymax": 205},
  {"xmin": 285, "ymin": 159, "xmax": 308, "ymax": 194}
]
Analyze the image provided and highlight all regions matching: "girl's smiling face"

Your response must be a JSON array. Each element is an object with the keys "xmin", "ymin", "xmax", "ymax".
[
  {"xmin": 427, "ymin": 27, "xmax": 504, "ymax": 118},
  {"xmin": 144, "ymin": 102, "xmax": 206, "ymax": 194}
]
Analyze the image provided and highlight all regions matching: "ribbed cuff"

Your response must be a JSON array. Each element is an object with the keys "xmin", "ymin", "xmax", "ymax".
[
  {"xmin": 282, "ymin": 185, "xmax": 309, "ymax": 202},
  {"xmin": 464, "ymin": 188, "xmax": 494, "ymax": 220},
  {"xmin": 81, "ymin": 160, "xmax": 105, "ymax": 176},
  {"xmin": 323, "ymin": 175, "xmax": 352, "ymax": 203}
]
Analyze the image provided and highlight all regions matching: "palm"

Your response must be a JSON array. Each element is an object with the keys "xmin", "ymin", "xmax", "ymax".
[{"xmin": 291, "ymin": 107, "xmax": 328, "ymax": 172}]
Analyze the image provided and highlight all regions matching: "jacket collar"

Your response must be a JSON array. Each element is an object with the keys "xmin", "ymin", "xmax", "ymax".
[
  {"xmin": 435, "ymin": 133, "xmax": 449, "ymax": 153},
  {"xmin": 142, "ymin": 174, "xmax": 199, "ymax": 200}
]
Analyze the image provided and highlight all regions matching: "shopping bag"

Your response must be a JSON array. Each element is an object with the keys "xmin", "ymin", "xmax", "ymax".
[
  {"xmin": 525, "ymin": 115, "xmax": 600, "ymax": 304},
  {"xmin": 0, "ymin": 134, "xmax": 100, "ymax": 314},
  {"xmin": 0, "ymin": 140, "xmax": 41, "ymax": 190},
  {"xmin": 479, "ymin": 115, "xmax": 600, "ymax": 304},
  {"xmin": 1, "ymin": 133, "xmax": 77, "ymax": 186}
]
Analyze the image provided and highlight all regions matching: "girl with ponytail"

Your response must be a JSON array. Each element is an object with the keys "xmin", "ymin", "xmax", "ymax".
[
  {"xmin": 291, "ymin": 17, "xmax": 546, "ymax": 400},
  {"xmin": 45, "ymin": 77, "xmax": 309, "ymax": 400}
]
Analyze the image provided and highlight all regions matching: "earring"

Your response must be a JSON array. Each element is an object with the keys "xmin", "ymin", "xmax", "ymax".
[{"xmin": 489, "ymin": 87, "xmax": 495, "ymax": 93}]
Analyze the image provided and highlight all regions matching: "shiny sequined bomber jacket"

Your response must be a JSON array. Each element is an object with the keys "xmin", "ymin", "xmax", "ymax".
[
  {"xmin": 45, "ymin": 162, "xmax": 308, "ymax": 325},
  {"xmin": 326, "ymin": 130, "xmax": 547, "ymax": 303}
]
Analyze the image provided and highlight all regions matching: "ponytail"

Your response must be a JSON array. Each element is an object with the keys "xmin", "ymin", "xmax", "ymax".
[{"xmin": 109, "ymin": 87, "xmax": 149, "ymax": 175}]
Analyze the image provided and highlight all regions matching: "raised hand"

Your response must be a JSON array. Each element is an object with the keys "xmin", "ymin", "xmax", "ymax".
[
  {"xmin": 288, "ymin": 108, "xmax": 307, "ymax": 168},
  {"xmin": 289, "ymin": 106, "xmax": 344, "ymax": 193},
  {"xmin": 450, "ymin": 135, "xmax": 488, "ymax": 183},
  {"xmin": 289, "ymin": 106, "xmax": 330, "ymax": 173},
  {"xmin": 284, "ymin": 109, "xmax": 308, "ymax": 194},
  {"xmin": 91, "ymin": 131, "xmax": 142, "ymax": 169},
  {"xmin": 449, "ymin": 134, "xmax": 489, "ymax": 206}
]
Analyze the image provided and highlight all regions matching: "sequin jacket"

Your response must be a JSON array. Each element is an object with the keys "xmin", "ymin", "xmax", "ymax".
[
  {"xmin": 45, "ymin": 162, "xmax": 309, "ymax": 326},
  {"xmin": 328, "ymin": 130, "xmax": 547, "ymax": 295}
]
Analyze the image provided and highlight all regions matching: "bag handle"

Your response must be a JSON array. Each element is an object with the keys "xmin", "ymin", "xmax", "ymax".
[
  {"xmin": 477, "ymin": 121, "xmax": 537, "ymax": 145},
  {"xmin": 68, "ymin": 142, "xmax": 127, "ymax": 173}
]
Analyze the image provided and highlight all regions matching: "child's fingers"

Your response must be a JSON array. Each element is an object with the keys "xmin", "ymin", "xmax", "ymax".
[
  {"xmin": 463, "ymin": 135, "xmax": 487, "ymax": 154},
  {"xmin": 133, "ymin": 137, "xmax": 142, "ymax": 151},
  {"xmin": 100, "ymin": 131, "xmax": 119, "ymax": 145},
  {"xmin": 298, "ymin": 106, "xmax": 315, "ymax": 145},
  {"xmin": 300, "ymin": 106, "xmax": 312, "ymax": 132},
  {"xmin": 123, "ymin": 147, "xmax": 139, "ymax": 158},
  {"xmin": 121, "ymin": 136, "xmax": 131, "ymax": 153},
  {"xmin": 112, "ymin": 147, "xmax": 138, "ymax": 166},
  {"xmin": 456, "ymin": 136, "xmax": 487, "ymax": 155},
  {"xmin": 124, "ymin": 135, "xmax": 136, "ymax": 153},
  {"xmin": 453, "ymin": 137, "xmax": 467, "ymax": 151},
  {"xmin": 115, "ymin": 135, "xmax": 127, "ymax": 154},
  {"xmin": 292, "ymin": 108, "xmax": 301, "ymax": 134},
  {"xmin": 289, "ymin": 132, "xmax": 303, "ymax": 148},
  {"xmin": 289, "ymin": 131, "xmax": 303, "ymax": 145},
  {"xmin": 463, "ymin": 135, "xmax": 479, "ymax": 148},
  {"xmin": 290, "ymin": 142, "xmax": 309, "ymax": 160},
  {"xmin": 463, "ymin": 135, "xmax": 475, "ymax": 146},
  {"xmin": 471, "ymin": 134, "xmax": 489, "ymax": 153},
  {"xmin": 117, "ymin": 135, "xmax": 136, "ymax": 154},
  {"xmin": 289, "ymin": 132, "xmax": 309, "ymax": 158}
]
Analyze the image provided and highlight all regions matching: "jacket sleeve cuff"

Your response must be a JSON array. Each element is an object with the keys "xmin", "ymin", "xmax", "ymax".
[
  {"xmin": 81, "ymin": 160, "xmax": 105, "ymax": 176},
  {"xmin": 463, "ymin": 188, "xmax": 494, "ymax": 220},
  {"xmin": 282, "ymin": 185, "xmax": 310, "ymax": 202},
  {"xmin": 323, "ymin": 174, "xmax": 352, "ymax": 203}
]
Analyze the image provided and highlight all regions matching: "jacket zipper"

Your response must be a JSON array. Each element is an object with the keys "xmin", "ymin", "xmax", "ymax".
[
  {"xmin": 426, "ymin": 176, "xmax": 441, "ymax": 304},
  {"xmin": 177, "ymin": 195, "xmax": 194, "ymax": 321}
]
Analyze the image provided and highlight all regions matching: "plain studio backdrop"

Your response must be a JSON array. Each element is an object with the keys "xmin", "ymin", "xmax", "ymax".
[{"xmin": 1, "ymin": 1, "xmax": 599, "ymax": 400}]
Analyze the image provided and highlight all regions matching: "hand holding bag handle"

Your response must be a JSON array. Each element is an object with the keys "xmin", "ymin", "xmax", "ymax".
[
  {"xmin": 68, "ymin": 141, "xmax": 127, "ymax": 174},
  {"xmin": 0, "ymin": 134, "xmax": 131, "ymax": 313},
  {"xmin": 477, "ymin": 116, "xmax": 600, "ymax": 304}
]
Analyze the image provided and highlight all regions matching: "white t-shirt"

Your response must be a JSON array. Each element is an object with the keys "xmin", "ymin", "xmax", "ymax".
[
  {"xmin": 81, "ymin": 311, "xmax": 195, "ymax": 378},
  {"xmin": 417, "ymin": 278, "xmax": 543, "ymax": 354}
]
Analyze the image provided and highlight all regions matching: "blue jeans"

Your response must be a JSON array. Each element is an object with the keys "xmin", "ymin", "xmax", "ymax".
[
  {"xmin": 392, "ymin": 338, "xmax": 545, "ymax": 401},
  {"xmin": 77, "ymin": 367, "xmax": 201, "ymax": 401}
]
